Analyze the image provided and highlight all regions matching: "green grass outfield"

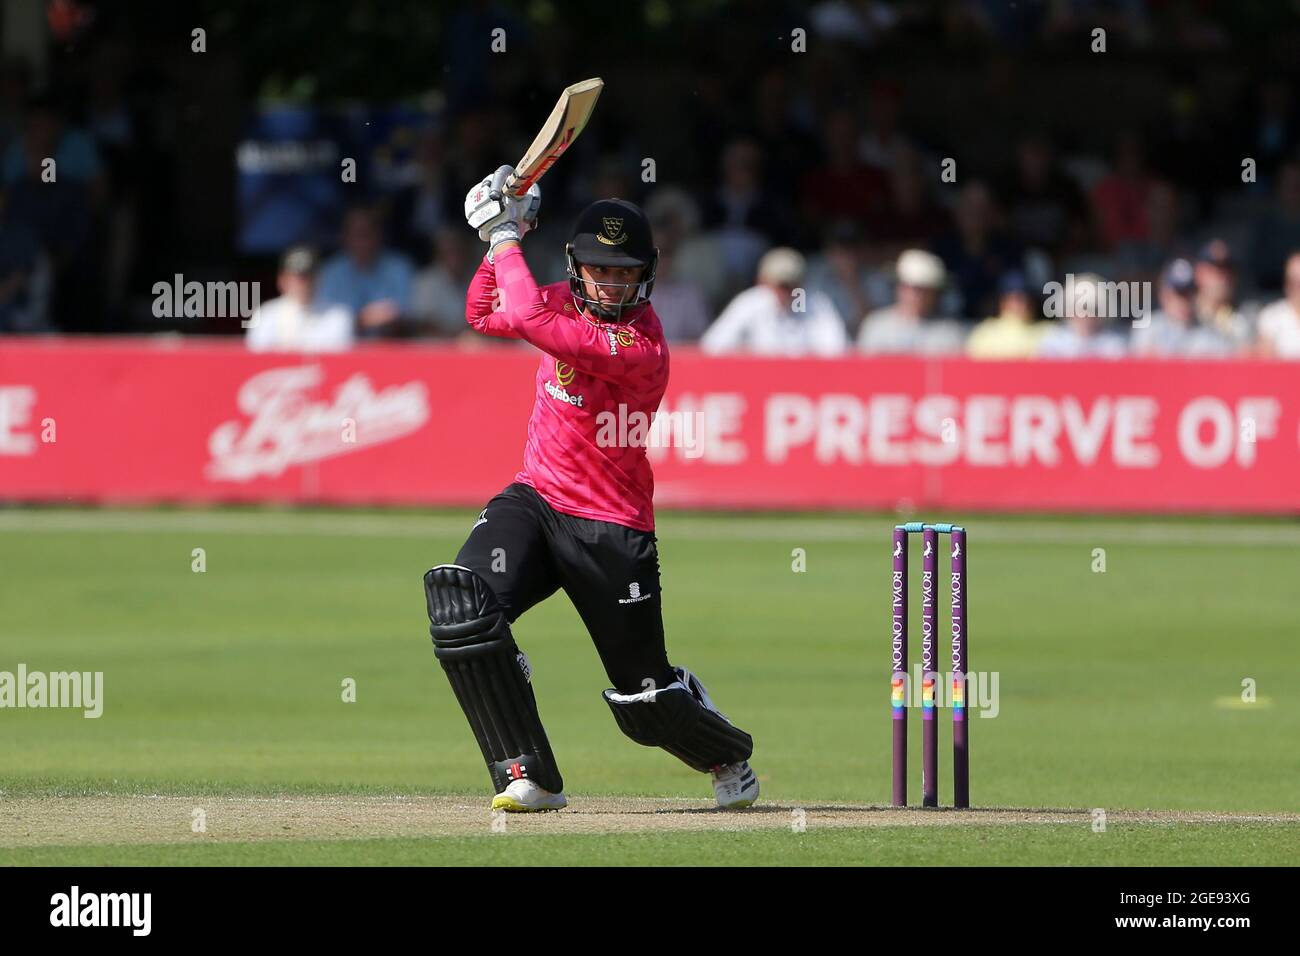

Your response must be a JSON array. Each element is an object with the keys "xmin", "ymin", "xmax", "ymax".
[
  {"xmin": 1, "ymin": 507, "xmax": 1297, "ymax": 865},
  {"xmin": 5, "ymin": 823, "xmax": 1297, "ymax": 867}
]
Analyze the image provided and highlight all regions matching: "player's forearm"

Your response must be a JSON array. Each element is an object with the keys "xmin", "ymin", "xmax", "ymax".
[
  {"xmin": 463, "ymin": 255, "xmax": 520, "ymax": 338},
  {"xmin": 492, "ymin": 246, "xmax": 554, "ymax": 336}
]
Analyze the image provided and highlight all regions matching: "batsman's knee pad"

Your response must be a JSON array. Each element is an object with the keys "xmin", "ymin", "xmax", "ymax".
[
  {"xmin": 602, "ymin": 665, "xmax": 753, "ymax": 773},
  {"xmin": 424, "ymin": 564, "xmax": 562, "ymax": 794}
]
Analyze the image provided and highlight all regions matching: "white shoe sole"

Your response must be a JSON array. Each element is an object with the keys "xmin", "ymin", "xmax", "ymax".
[
  {"xmin": 491, "ymin": 792, "xmax": 568, "ymax": 813},
  {"xmin": 718, "ymin": 796, "xmax": 757, "ymax": 810}
]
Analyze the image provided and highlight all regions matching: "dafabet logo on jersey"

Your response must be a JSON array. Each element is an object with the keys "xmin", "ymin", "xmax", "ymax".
[{"xmin": 545, "ymin": 362, "xmax": 584, "ymax": 407}]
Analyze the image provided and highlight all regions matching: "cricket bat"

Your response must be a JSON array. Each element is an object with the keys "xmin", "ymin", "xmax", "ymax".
[{"xmin": 505, "ymin": 77, "xmax": 603, "ymax": 198}]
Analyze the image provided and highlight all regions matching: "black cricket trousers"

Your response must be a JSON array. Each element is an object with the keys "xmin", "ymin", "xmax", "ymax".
[{"xmin": 454, "ymin": 482, "xmax": 676, "ymax": 694}]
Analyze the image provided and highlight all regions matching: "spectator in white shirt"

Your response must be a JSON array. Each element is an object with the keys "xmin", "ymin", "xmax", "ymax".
[
  {"xmin": 858, "ymin": 249, "xmax": 965, "ymax": 354},
  {"xmin": 245, "ymin": 246, "xmax": 353, "ymax": 352},
  {"xmin": 1256, "ymin": 251, "xmax": 1300, "ymax": 358},
  {"xmin": 701, "ymin": 247, "xmax": 847, "ymax": 356}
]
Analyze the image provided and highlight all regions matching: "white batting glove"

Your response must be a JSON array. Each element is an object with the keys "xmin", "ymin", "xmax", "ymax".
[{"xmin": 464, "ymin": 165, "xmax": 541, "ymax": 244}]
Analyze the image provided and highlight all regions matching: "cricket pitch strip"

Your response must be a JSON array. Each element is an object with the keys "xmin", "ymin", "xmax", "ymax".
[{"xmin": 3, "ymin": 795, "xmax": 1297, "ymax": 847}]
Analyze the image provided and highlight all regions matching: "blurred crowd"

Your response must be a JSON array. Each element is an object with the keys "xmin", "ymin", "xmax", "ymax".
[
  {"xmin": 239, "ymin": 95, "xmax": 1300, "ymax": 360},
  {"xmin": 6, "ymin": 0, "xmax": 1300, "ymax": 360}
]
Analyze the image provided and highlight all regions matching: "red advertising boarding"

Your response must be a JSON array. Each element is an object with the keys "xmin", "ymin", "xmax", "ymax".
[{"xmin": 1, "ymin": 338, "xmax": 1298, "ymax": 513}]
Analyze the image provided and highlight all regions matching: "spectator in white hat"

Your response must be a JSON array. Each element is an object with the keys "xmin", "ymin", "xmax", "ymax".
[
  {"xmin": 857, "ymin": 248, "xmax": 966, "ymax": 354},
  {"xmin": 246, "ymin": 245, "xmax": 353, "ymax": 352},
  {"xmin": 700, "ymin": 247, "xmax": 848, "ymax": 356}
]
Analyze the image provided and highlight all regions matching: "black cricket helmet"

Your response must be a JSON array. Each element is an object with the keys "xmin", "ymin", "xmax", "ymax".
[{"xmin": 566, "ymin": 198, "xmax": 658, "ymax": 322}]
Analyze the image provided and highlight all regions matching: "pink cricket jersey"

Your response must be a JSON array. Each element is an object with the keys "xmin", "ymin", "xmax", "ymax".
[{"xmin": 464, "ymin": 245, "xmax": 669, "ymax": 531}]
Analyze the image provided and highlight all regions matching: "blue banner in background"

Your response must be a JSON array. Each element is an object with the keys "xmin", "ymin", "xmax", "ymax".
[{"xmin": 236, "ymin": 106, "xmax": 435, "ymax": 254}]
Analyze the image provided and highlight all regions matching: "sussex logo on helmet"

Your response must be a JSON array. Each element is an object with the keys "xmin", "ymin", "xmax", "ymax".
[{"xmin": 598, "ymin": 217, "xmax": 627, "ymax": 245}]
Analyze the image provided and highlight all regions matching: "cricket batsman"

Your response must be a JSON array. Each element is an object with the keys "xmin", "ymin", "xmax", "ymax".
[{"xmin": 421, "ymin": 166, "xmax": 758, "ymax": 812}]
